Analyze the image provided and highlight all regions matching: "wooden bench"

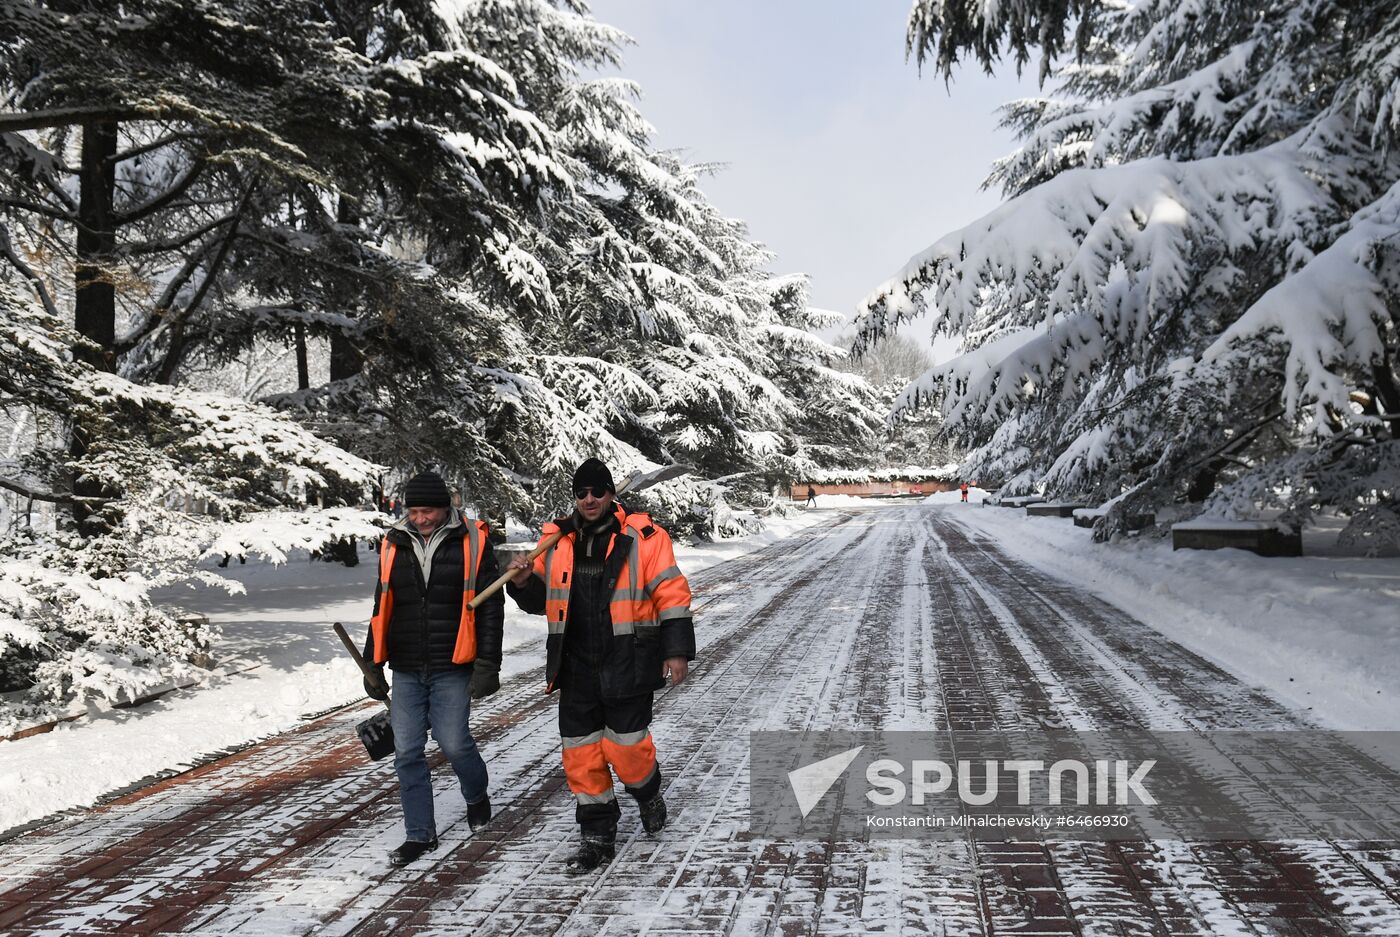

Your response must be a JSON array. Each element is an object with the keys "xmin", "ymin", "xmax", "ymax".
[
  {"xmin": 1026, "ymin": 502, "xmax": 1089, "ymax": 518},
  {"xmin": 1171, "ymin": 521, "xmax": 1302, "ymax": 557},
  {"xmin": 998, "ymin": 495, "xmax": 1046, "ymax": 509}
]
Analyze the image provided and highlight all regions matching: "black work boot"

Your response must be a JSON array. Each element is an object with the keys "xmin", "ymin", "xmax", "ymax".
[
  {"xmin": 564, "ymin": 835, "xmax": 615, "ymax": 875},
  {"xmin": 467, "ymin": 795, "xmax": 492, "ymax": 832},
  {"xmin": 389, "ymin": 838, "xmax": 438, "ymax": 866},
  {"xmin": 638, "ymin": 793, "xmax": 667, "ymax": 834}
]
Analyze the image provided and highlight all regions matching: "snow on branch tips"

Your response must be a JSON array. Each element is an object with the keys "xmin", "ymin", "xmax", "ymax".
[
  {"xmin": 873, "ymin": 0, "xmax": 1400, "ymax": 538},
  {"xmin": 1203, "ymin": 178, "xmax": 1400, "ymax": 428},
  {"xmin": 0, "ymin": 286, "xmax": 385, "ymax": 725}
]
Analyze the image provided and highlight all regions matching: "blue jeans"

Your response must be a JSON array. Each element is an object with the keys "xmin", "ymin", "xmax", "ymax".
[{"xmin": 389, "ymin": 667, "xmax": 489, "ymax": 842}]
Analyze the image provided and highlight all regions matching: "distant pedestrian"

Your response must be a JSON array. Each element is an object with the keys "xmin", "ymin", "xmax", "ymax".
[
  {"xmin": 960, "ymin": 482, "xmax": 969, "ymax": 503},
  {"xmin": 805, "ymin": 484, "xmax": 817, "ymax": 507},
  {"xmin": 505, "ymin": 458, "xmax": 695, "ymax": 874},
  {"xmin": 361, "ymin": 470, "xmax": 504, "ymax": 867}
]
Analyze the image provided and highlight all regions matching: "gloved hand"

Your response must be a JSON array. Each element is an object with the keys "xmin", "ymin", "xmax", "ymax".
[
  {"xmin": 363, "ymin": 665, "xmax": 390, "ymax": 701},
  {"xmin": 470, "ymin": 661, "xmax": 501, "ymax": 700}
]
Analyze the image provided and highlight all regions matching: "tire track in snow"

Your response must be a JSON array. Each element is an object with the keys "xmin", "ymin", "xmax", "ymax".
[
  {"xmin": 313, "ymin": 512, "xmax": 888, "ymax": 936},
  {"xmin": 3, "ymin": 505, "xmax": 1397, "ymax": 935},
  {"xmin": 936, "ymin": 512, "xmax": 1305, "ymax": 730},
  {"xmin": 935, "ymin": 507, "xmax": 1400, "ymax": 936}
]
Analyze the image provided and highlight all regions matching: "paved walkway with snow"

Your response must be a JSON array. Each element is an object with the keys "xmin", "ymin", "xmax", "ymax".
[{"xmin": 2, "ymin": 506, "xmax": 1399, "ymax": 936}]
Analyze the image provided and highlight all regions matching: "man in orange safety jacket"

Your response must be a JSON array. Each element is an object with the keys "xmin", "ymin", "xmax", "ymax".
[{"xmin": 506, "ymin": 458, "xmax": 695, "ymax": 874}]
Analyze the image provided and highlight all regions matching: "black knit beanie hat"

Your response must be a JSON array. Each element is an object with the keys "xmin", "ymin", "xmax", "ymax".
[
  {"xmin": 572, "ymin": 458, "xmax": 615, "ymax": 494},
  {"xmin": 404, "ymin": 470, "xmax": 451, "ymax": 508}
]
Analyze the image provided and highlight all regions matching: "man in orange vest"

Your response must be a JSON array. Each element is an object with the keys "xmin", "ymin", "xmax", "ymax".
[
  {"xmin": 505, "ymin": 458, "xmax": 695, "ymax": 874},
  {"xmin": 960, "ymin": 481, "xmax": 970, "ymax": 502},
  {"xmin": 362, "ymin": 470, "xmax": 504, "ymax": 866}
]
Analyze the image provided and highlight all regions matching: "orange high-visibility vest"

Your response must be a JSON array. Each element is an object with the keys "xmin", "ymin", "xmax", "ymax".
[
  {"xmin": 532, "ymin": 507, "xmax": 691, "ymax": 642},
  {"xmin": 368, "ymin": 519, "xmax": 489, "ymax": 665}
]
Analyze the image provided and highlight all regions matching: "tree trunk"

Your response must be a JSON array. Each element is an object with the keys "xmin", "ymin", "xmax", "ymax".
[
  {"xmin": 330, "ymin": 197, "xmax": 364, "ymax": 383},
  {"xmin": 75, "ymin": 121, "xmax": 117, "ymax": 368},
  {"xmin": 70, "ymin": 120, "xmax": 119, "ymax": 535},
  {"xmin": 330, "ymin": 331, "xmax": 361, "ymax": 383},
  {"xmin": 1373, "ymin": 361, "xmax": 1400, "ymax": 428},
  {"xmin": 1186, "ymin": 466, "xmax": 1217, "ymax": 503},
  {"xmin": 295, "ymin": 323, "xmax": 310, "ymax": 390}
]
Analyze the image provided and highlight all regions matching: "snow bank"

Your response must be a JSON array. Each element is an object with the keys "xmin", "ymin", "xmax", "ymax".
[
  {"xmin": 925, "ymin": 485, "xmax": 991, "ymax": 505},
  {"xmin": 796, "ymin": 493, "xmax": 904, "ymax": 507},
  {"xmin": 942, "ymin": 505, "xmax": 1400, "ymax": 731}
]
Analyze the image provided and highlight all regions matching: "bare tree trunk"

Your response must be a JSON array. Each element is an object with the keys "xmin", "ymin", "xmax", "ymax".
[
  {"xmin": 295, "ymin": 323, "xmax": 310, "ymax": 390},
  {"xmin": 70, "ymin": 120, "xmax": 119, "ymax": 534},
  {"xmin": 1186, "ymin": 465, "xmax": 1217, "ymax": 503},
  {"xmin": 75, "ymin": 121, "xmax": 117, "ymax": 366}
]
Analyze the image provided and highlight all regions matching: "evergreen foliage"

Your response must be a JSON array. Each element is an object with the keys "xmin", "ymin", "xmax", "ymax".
[
  {"xmin": 0, "ymin": 0, "xmax": 883, "ymax": 719},
  {"xmin": 859, "ymin": 0, "xmax": 1400, "ymax": 546}
]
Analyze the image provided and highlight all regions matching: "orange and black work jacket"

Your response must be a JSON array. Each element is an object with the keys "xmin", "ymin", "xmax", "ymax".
[
  {"xmin": 363, "ymin": 512, "xmax": 504, "ymax": 674},
  {"xmin": 508, "ymin": 503, "xmax": 694, "ymax": 697}
]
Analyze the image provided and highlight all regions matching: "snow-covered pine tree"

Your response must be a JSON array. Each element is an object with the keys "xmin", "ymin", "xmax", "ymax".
[
  {"xmin": 859, "ymin": 0, "xmax": 1400, "ymax": 547},
  {"xmin": 841, "ymin": 332, "xmax": 955, "ymax": 468},
  {"xmin": 759, "ymin": 274, "xmax": 886, "ymax": 482},
  {"xmin": 0, "ymin": 282, "xmax": 380, "ymax": 725},
  {"xmin": 3, "ymin": 0, "xmax": 891, "ymax": 567},
  {"xmin": 443, "ymin": 1, "xmax": 888, "ymax": 529},
  {"xmin": 0, "ymin": 0, "xmax": 566, "ymax": 718},
  {"xmin": 0, "ymin": 0, "xmax": 569, "ymax": 524}
]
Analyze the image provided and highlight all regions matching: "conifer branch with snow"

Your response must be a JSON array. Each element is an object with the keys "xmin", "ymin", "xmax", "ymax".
[{"xmin": 860, "ymin": 0, "xmax": 1400, "ymax": 547}]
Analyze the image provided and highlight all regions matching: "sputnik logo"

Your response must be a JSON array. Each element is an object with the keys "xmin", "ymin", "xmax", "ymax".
[{"xmin": 787, "ymin": 745, "xmax": 864, "ymax": 817}]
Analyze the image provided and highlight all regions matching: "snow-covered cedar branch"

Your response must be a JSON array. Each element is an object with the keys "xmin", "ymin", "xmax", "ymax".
[
  {"xmin": 861, "ymin": 0, "xmax": 1400, "ymax": 548},
  {"xmin": 0, "ymin": 283, "xmax": 384, "ymax": 726}
]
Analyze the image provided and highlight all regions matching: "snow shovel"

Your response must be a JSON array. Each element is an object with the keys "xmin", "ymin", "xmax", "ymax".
[
  {"xmin": 333, "ymin": 622, "xmax": 395, "ymax": 761},
  {"xmin": 467, "ymin": 462, "xmax": 694, "ymax": 610}
]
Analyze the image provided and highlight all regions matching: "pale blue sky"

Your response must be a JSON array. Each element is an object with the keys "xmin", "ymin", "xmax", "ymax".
[{"xmin": 585, "ymin": 0, "xmax": 1035, "ymax": 339}]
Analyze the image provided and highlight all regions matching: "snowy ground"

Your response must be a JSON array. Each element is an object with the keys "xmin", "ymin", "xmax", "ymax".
[
  {"xmin": 0, "ymin": 506, "xmax": 841, "ymax": 834},
  {"xmin": 6, "ymin": 502, "xmax": 1398, "ymax": 936},
  {"xmin": 933, "ymin": 488, "xmax": 1400, "ymax": 731},
  {"xmin": 6, "ymin": 490, "xmax": 1395, "ymax": 838}
]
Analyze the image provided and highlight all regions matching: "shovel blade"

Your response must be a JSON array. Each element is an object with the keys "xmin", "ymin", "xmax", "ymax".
[
  {"xmin": 356, "ymin": 709, "xmax": 395, "ymax": 761},
  {"xmin": 618, "ymin": 462, "xmax": 694, "ymax": 496}
]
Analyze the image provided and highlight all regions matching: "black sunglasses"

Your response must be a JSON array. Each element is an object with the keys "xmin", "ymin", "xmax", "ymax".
[{"xmin": 574, "ymin": 485, "xmax": 611, "ymax": 499}]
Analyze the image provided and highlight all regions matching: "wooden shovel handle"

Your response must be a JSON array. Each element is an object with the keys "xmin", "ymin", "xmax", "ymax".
[
  {"xmin": 333, "ymin": 622, "xmax": 391, "ymax": 710},
  {"xmin": 468, "ymin": 529, "xmax": 565, "ymax": 610},
  {"xmin": 333, "ymin": 621, "xmax": 387, "ymax": 688}
]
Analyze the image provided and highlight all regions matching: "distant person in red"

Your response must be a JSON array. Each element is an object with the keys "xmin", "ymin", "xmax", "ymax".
[{"xmin": 960, "ymin": 482, "xmax": 969, "ymax": 503}]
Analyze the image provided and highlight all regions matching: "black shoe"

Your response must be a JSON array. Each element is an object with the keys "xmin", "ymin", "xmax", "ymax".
[
  {"xmin": 467, "ymin": 795, "xmax": 492, "ymax": 832},
  {"xmin": 639, "ymin": 793, "xmax": 667, "ymax": 834},
  {"xmin": 389, "ymin": 838, "xmax": 438, "ymax": 866},
  {"xmin": 564, "ymin": 836, "xmax": 615, "ymax": 875}
]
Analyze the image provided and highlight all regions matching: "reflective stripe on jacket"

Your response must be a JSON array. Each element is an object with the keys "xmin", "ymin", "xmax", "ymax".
[{"xmin": 514, "ymin": 503, "xmax": 695, "ymax": 696}]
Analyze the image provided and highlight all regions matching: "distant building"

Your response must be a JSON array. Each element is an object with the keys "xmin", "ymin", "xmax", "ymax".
[{"xmin": 791, "ymin": 465, "xmax": 959, "ymax": 500}]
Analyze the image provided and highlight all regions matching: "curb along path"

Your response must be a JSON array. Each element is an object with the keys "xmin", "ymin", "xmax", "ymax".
[{"xmin": 1, "ymin": 506, "xmax": 1397, "ymax": 935}]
